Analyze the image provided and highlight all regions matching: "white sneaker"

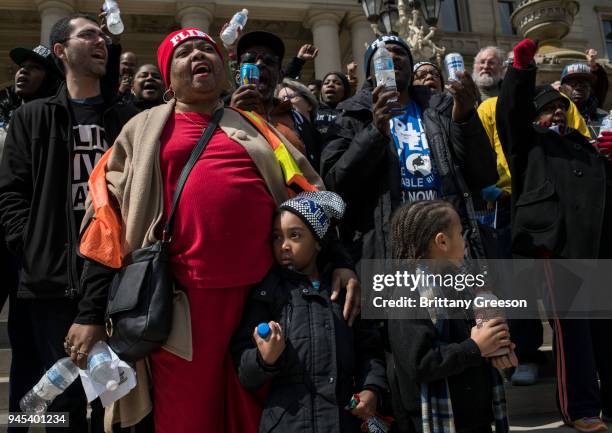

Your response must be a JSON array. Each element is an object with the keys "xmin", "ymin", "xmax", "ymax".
[{"xmin": 511, "ymin": 363, "xmax": 538, "ymax": 386}]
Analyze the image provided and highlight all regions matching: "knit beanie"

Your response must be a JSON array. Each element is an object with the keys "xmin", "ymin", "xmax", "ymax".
[
  {"xmin": 364, "ymin": 35, "xmax": 414, "ymax": 79},
  {"xmin": 413, "ymin": 61, "xmax": 445, "ymax": 86},
  {"xmin": 279, "ymin": 191, "xmax": 346, "ymax": 242},
  {"xmin": 157, "ymin": 28, "xmax": 224, "ymax": 88}
]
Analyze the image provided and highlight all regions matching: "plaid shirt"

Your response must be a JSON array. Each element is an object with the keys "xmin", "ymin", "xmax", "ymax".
[{"xmin": 417, "ymin": 268, "xmax": 509, "ymax": 433}]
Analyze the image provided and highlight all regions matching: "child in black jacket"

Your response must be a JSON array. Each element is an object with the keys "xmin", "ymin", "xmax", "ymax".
[
  {"xmin": 386, "ymin": 200, "xmax": 515, "ymax": 433},
  {"xmin": 231, "ymin": 191, "xmax": 388, "ymax": 433}
]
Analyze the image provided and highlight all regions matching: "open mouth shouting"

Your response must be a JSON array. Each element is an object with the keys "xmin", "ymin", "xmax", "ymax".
[
  {"xmin": 142, "ymin": 81, "xmax": 159, "ymax": 93},
  {"xmin": 91, "ymin": 50, "xmax": 107, "ymax": 64},
  {"xmin": 192, "ymin": 62, "xmax": 212, "ymax": 80}
]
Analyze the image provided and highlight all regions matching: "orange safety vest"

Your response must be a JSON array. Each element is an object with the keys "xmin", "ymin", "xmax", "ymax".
[{"xmin": 234, "ymin": 108, "xmax": 318, "ymax": 197}]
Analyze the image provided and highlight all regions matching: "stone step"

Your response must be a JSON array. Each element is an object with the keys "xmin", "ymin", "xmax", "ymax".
[
  {"xmin": 505, "ymin": 379, "xmax": 558, "ymax": 418},
  {"xmin": 0, "ymin": 347, "xmax": 10, "ymax": 414},
  {"xmin": 508, "ymin": 412, "xmax": 574, "ymax": 432},
  {"xmin": 0, "ymin": 350, "xmax": 9, "ymax": 378},
  {"xmin": 0, "ymin": 376, "xmax": 8, "ymax": 414}
]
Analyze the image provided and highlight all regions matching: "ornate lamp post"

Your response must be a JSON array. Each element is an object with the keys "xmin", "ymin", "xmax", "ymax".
[
  {"xmin": 361, "ymin": 0, "xmax": 383, "ymax": 25},
  {"xmin": 419, "ymin": 0, "xmax": 442, "ymax": 26},
  {"xmin": 359, "ymin": 0, "xmax": 446, "ymax": 64}
]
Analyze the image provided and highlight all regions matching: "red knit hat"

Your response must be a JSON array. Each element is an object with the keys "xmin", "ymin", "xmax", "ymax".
[{"xmin": 157, "ymin": 28, "xmax": 224, "ymax": 88}]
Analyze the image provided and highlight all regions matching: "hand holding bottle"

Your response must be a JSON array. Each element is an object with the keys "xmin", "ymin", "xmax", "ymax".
[
  {"xmin": 253, "ymin": 321, "xmax": 285, "ymax": 366},
  {"xmin": 470, "ymin": 317, "xmax": 511, "ymax": 357},
  {"xmin": 349, "ymin": 389, "xmax": 378, "ymax": 420},
  {"xmin": 491, "ymin": 342, "xmax": 519, "ymax": 369},
  {"xmin": 220, "ymin": 9, "xmax": 248, "ymax": 46}
]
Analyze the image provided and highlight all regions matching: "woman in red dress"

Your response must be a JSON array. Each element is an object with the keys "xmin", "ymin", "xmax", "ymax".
[{"xmin": 77, "ymin": 29, "xmax": 360, "ymax": 433}]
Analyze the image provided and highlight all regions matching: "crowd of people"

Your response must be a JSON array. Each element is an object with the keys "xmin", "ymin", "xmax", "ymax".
[{"xmin": 0, "ymin": 9, "xmax": 611, "ymax": 433}]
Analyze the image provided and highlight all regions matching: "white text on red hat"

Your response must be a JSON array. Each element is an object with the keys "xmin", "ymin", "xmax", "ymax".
[{"xmin": 170, "ymin": 29, "xmax": 208, "ymax": 47}]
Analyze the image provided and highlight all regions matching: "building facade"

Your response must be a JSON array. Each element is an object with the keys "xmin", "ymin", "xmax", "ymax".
[{"xmin": 0, "ymin": 0, "xmax": 611, "ymax": 106}]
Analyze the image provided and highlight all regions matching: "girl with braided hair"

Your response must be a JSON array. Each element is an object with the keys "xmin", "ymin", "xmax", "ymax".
[{"xmin": 387, "ymin": 200, "xmax": 516, "ymax": 433}]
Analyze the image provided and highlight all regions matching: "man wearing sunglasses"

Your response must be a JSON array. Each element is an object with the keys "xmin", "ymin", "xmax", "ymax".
[
  {"xmin": 0, "ymin": 14, "xmax": 138, "ymax": 432},
  {"xmin": 230, "ymin": 31, "xmax": 324, "ymax": 172}
]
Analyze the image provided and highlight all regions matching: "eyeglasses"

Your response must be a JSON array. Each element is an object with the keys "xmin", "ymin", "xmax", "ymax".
[
  {"xmin": 279, "ymin": 91, "xmax": 304, "ymax": 102},
  {"xmin": 239, "ymin": 51, "xmax": 280, "ymax": 66},
  {"xmin": 63, "ymin": 29, "xmax": 112, "ymax": 46},
  {"xmin": 414, "ymin": 69, "xmax": 441, "ymax": 80}
]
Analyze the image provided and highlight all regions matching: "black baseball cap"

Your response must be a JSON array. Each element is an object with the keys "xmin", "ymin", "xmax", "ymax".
[
  {"xmin": 236, "ymin": 31, "xmax": 285, "ymax": 64},
  {"xmin": 534, "ymin": 85, "xmax": 570, "ymax": 113},
  {"xmin": 10, "ymin": 45, "xmax": 58, "ymax": 74}
]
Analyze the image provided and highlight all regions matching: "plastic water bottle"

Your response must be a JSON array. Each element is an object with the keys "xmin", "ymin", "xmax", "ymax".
[
  {"xmin": 20, "ymin": 358, "xmax": 80, "ymax": 414},
  {"xmin": 473, "ymin": 291, "xmax": 509, "ymax": 357},
  {"xmin": 600, "ymin": 109, "xmax": 612, "ymax": 135},
  {"xmin": 373, "ymin": 41, "xmax": 397, "ymax": 103},
  {"xmin": 220, "ymin": 9, "xmax": 248, "ymax": 46},
  {"xmin": 88, "ymin": 341, "xmax": 119, "ymax": 391},
  {"xmin": 102, "ymin": 0, "xmax": 124, "ymax": 35}
]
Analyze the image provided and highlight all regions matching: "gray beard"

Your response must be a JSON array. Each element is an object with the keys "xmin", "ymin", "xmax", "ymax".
[{"xmin": 474, "ymin": 73, "xmax": 499, "ymax": 89}]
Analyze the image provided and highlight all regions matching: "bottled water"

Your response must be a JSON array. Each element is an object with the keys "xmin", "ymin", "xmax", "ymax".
[
  {"xmin": 473, "ymin": 291, "xmax": 509, "ymax": 357},
  {"xmin": 20, "ymin": 358, "xmax": 80, "ymax": 414},
  {"xmin": 220, "ymin": 9, "xmax": 248, "ymax": 46},
  {"xmin": 600, "ymin": 109, "xmax": 612, "ymax": 135},
  {"xmin": 103, "ymin": 0, "xmax": 124, "ymax": 35},
  {"xmin": 373, "ymin": 41, "xmax": 397, "ymax": 103},
  {"xmin": 88, "ymin": 341, "xmax": 119, "ymax": 391}
]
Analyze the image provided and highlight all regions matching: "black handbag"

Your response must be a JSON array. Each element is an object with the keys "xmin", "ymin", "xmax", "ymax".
[{"xmin": 104, "ymin": 108, "xmax": 223, "ymax": 362}]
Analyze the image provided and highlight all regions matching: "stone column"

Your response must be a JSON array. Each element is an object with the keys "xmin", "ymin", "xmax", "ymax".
[
  {"xmin": 36, "ymin": 0, "xmax": 74, "ymax": 46},
  {"xmin": 306, "ymin": 12, "xmax": 343, "ymax": 79},
  {"xmin": 176, "ymin": 4, "xmax": 214, "ymax": 32},
  {"xmin": 348, "ymin": 14, "xmax": 375, "ymax": 87}
]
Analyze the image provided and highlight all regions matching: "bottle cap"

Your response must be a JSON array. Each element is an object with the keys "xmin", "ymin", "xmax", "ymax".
[
  {"xmin": 257, "ymin": 323, "xmax": 271, "ymax": 339},
  {"xmin": 106, "ymin": 380, "xmax": 119, "ymax": 391}
]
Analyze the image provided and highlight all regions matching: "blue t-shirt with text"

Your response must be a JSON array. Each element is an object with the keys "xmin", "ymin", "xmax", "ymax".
[{"xmin": 390, "ymin": 101, "xmax": 441, "ymax": 202}]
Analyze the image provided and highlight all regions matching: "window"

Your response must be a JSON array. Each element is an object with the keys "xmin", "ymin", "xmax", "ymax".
[
  {"xmin": 498, "ymin": 1, "xmax": 516, "ymax": 35},
  {"xmin": 440, "ymin": 0, "xmax": 460, "ymax": 32},
  {"xmin": 440, "ymin": 0, "xmax": 471, "ymax": 32},
  {"xmin": 604, "ymin": 19, "xmax": 612, "ymax": 60}
]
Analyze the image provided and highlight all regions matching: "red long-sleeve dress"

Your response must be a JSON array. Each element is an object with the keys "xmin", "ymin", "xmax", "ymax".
[{"xmin": 150, "ymin": 112, "xmax": 275, "ymax": 433}]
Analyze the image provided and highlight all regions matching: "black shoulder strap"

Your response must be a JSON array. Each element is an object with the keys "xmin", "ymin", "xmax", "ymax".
[{"xmin": 163, "ymin": 108, "xmax": 223, "ymax": 241}]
